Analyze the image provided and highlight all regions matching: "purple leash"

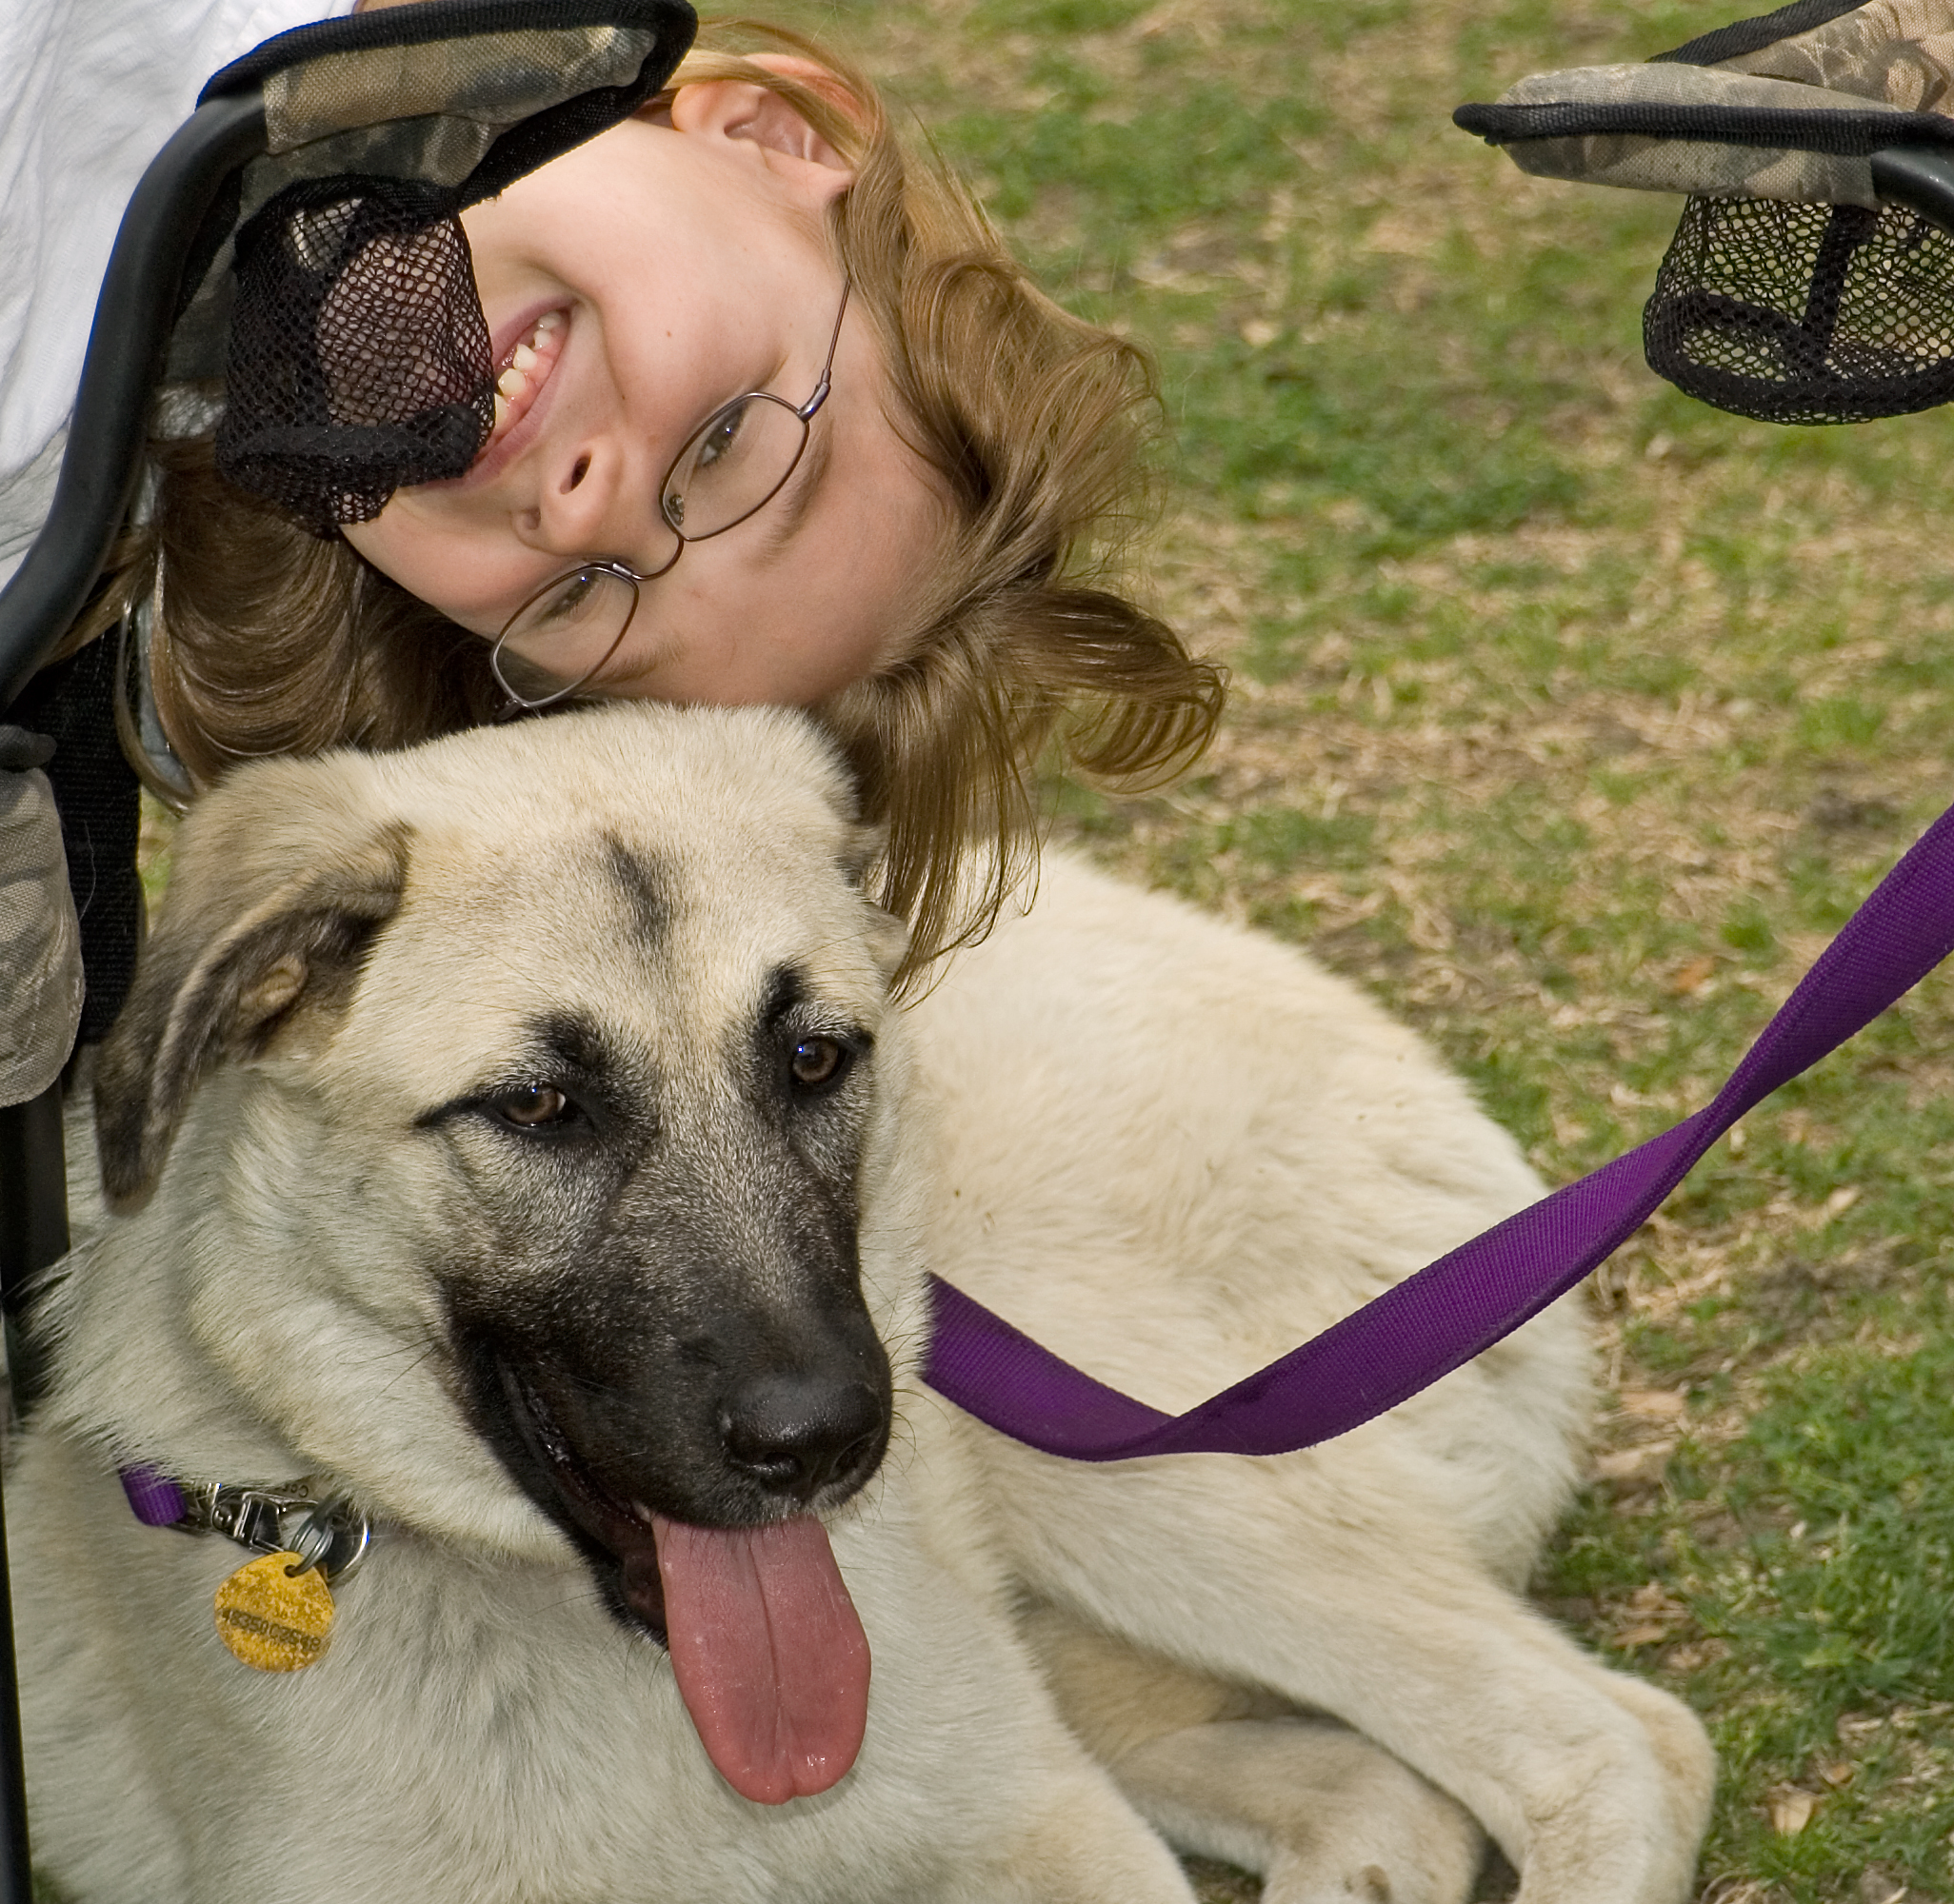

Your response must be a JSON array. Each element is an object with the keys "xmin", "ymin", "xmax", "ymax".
[{"xmin": 923, "ymin": 794, "xmax": 1954, "ymax": 1460}]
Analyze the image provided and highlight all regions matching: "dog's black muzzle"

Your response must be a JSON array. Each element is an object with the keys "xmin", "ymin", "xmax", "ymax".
[{"xmin": 451, "ymin": 1220, "xmax": 892, "ymax": 1642}]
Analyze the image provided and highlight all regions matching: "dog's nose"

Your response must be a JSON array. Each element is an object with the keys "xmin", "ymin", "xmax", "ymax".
[{"xmin": 721, "ymin": 1375, "xmax": 886, "ymax": 1503}]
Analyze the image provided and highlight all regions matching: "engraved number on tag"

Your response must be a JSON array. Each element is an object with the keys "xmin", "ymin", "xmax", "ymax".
[{"xmin": 213, "ymin": 1551, "xmax": 334, "ymax": 1672}]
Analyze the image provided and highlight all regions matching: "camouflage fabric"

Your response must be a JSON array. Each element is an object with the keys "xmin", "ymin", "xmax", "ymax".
[
  {"xmin": 266, "ymin": 27, "xmax": 661, "ymax": 152},
  {"xmin": 1457, "ymin": 0, "xmax": 1954, "ymax": 208},
  {"xmin": 1485, "ymin": 63, "xmax": 1907, "ymax": 205},
  {"xmin": 0, "ymin": 731, "xmax": 81, "ymax": 1108},
  {"xmin": 1717, "ymin": 0, "xmax": 1954, "ymax": 107}
]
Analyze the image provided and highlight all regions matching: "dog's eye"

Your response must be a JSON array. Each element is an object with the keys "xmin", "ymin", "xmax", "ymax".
[
  {"xmin": 489, "ymin": 1085, "xmax": 576, "ymax": 1129},
  {"xmin": 789, "ymin": 1038, "xmax": 848, "ymax": 1090}
]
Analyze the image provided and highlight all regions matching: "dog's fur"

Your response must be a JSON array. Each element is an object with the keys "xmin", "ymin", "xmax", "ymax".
[{"xmin": 10, "ymin": 703, "xmax": 1714, "ymax": 1903}]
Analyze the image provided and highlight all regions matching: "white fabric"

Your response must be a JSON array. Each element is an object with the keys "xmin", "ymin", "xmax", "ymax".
[{"xmin": 0, "ymin": 0, "xmax": 356, "ymax": 589}]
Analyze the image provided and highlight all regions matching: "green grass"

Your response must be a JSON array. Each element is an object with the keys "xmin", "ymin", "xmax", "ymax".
[{"xmin": 747, "ymin": 0, "xmax": 1954, "ymax": 1895}]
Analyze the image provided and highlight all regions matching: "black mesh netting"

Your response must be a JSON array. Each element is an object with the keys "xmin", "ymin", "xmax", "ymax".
[
  {"xmin": 215, "ymin": 175, "xmax": 495, "ymax": 534},
  {"xmin": 1645, "ymin": 192, "xmax": 1954, "ymax": 425}
]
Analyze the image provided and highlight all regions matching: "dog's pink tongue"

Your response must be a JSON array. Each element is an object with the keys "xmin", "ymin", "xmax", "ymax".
[{"xmin": 652, "ymin": 1513, "xmax": 869, "ymax": 1805}]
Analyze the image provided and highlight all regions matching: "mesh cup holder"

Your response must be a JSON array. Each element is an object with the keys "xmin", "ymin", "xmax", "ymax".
[
  {"xmin": 1645, "ymin": 193, "xmax": 1954, "ymax": 425},
  {"xmin": 215, "ymin": 177, "xmax": 495, "ymax": 533}
]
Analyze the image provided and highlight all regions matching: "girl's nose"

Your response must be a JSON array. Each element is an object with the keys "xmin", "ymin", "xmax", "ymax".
[{"xmin": 524, "ymin": 437, "xmax": 632, "ymax": 558}]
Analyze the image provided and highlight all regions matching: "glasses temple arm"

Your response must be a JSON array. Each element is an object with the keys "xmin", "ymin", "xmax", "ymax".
[{"xmin": 796, "ymin": 279, "xmax": 852, "ymax": 423}]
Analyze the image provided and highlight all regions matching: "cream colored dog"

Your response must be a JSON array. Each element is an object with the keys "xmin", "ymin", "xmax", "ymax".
[{"xmin": 10, "ymin": 703, "xmax": 1712, "ymax": 1903}]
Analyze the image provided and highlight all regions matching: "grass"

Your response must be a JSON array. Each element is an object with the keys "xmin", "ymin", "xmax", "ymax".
[
  {"xmin": 741, "ymin": 0, "xmax": 1954, "ymax": 1895},
  {"xmin": 126, "ymin": 0, "xmax": 1954, "ymax": 1894}
]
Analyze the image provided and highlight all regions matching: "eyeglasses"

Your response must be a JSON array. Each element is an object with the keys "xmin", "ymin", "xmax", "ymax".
[{"xmin": 490, "ymin": 279, "xmax": 853, "ymax": 710}]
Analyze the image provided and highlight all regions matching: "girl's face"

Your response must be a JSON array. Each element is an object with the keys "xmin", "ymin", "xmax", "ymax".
[{"xmin": 340, "ymin": 75, "xmax": 946, "ymax": 706}]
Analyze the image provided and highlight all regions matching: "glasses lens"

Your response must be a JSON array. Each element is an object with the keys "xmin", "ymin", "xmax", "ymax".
[
  {"xmin": 663, "ymin": 394, "xmax": 809, "ymax": 541},
  {"xmin": 492, "ymin": 565, "xmax": 638, "ymax": 708}
]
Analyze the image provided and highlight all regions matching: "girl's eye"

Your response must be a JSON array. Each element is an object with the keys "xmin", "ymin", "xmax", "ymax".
[
  {"xmin": 693, "ymin": 399, "xmax": 754, "ymax": 474},
  {"xmin": 532, "ymin": 574, "xmax": 599, "ymax": 630},
  {"xmin": 490, "ymin": 1085, "xmax": 576, "ymax": 1129},
  {"xmin": 789, "ymin": 1038, "xmax": 848, "ymax": 1089}
]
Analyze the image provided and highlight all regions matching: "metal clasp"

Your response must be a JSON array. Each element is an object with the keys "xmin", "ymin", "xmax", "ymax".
[
  {"xmin": 174, "ymin": 1481, "xmax": 371, "ymax": 1585},
  {"xmin": 207, "ymin": 1485, "xmax": 300, "ymax": 1553}
]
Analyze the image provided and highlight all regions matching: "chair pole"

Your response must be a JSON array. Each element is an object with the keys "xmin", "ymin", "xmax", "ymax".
[
  {"xmin": 0, "ymin": 1082, "xmax": 70, "ymax": 1902},
  {"xmin": 0, "ymin": 1460, "xmax": 33, "ymax": 1904}
]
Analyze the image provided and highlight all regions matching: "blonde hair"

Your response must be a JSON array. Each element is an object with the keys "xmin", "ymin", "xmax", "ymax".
[{"xmin": 93, "ymin": 18, "xmax": 1225, "ymax": 976}]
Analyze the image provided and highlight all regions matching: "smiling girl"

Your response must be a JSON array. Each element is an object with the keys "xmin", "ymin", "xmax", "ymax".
[{"xmin": 6, "ymin": 2, "xmax": 1224, "ymax": 972}]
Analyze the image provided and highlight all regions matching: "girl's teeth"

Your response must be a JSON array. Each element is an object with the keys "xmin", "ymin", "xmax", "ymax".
[{"xmin": 487, "ymin": 310, "xmax": 566, "ymax": 445}]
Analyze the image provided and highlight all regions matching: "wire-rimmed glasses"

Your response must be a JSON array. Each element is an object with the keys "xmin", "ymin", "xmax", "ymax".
[{"xmin": 490, "ymin": 279, "xmax": 853, "ymax": 710}]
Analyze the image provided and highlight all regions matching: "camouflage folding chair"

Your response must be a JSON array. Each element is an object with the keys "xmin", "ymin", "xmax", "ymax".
[
  {"xmin": 0, "ymin": 4, "xmax": 694, "ymax": 1892},
  {"xmin": 1456, "ymin": 0, "xmax": 1954, "ymax": 425}
]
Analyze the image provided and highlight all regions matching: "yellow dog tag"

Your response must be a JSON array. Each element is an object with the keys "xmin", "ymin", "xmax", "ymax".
[{"xmin": 213, "ymin": 1552, "xmax": 334, "ymax": 1672}]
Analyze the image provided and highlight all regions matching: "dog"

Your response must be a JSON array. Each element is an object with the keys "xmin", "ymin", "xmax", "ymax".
[{"xmin": 10, "ymin": 701, "xmax": 1714, "ymax": 1902}]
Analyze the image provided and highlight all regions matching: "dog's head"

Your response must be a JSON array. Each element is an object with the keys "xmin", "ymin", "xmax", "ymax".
[{"xmin": 89, "ymin": 704, "xmax": 920, "ymax": 1798}]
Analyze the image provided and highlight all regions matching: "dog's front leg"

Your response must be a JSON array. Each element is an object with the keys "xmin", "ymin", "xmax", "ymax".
[
  {"xmin": 1116, "ymin": 1718, "xmax": 1484, "ymax": 1904},
  {"xmin": 953, "ymin": 1421, "xmax": 1714, "ymax": 1904},
  {"xmin": 1020, "ymin": 1601, "xmax": 1483, "ymax": 1904}
]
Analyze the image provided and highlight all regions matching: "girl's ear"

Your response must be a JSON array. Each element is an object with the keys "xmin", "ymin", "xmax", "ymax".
[{"xmin": 668, "ymin": 57, "xmax": 855, "ymax": 201}]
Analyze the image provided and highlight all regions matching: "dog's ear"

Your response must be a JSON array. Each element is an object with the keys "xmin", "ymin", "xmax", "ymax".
[{"xmin": 95, "ymin": 769, "xmax": 413, "ymax": 1209}]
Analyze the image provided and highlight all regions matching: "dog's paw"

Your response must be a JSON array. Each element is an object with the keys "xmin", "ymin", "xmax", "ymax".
[
  {"xmin": 1258, "ymin": 1822, "xmax": 1480, "ymax": 1904},
  {"xmin": 1260, "ymin": 1859, "xmax": 1471, "ymax": 1904},
  {"xmin": 1116, "ymin": 1718, "xmax": 1481, "ymax": 1904}
]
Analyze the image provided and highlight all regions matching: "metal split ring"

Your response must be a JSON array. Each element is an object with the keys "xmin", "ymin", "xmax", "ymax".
[{"xmin": 279, "ymin": 1497, "xmax": 371, "ymax": 1584}]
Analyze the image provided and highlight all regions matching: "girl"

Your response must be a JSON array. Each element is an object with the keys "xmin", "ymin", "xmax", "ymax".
[{"xmin": 5, "ymin": 0, "xmax": 1225, "ymax": 974}]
